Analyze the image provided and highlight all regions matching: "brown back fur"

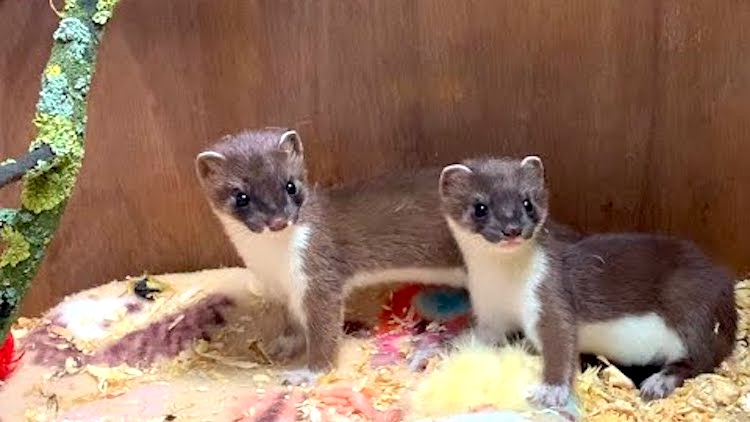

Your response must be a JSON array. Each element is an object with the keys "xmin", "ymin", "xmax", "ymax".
[{"xmin": 562, "ymin": 233, "xmax": 738, "ymax": 368}]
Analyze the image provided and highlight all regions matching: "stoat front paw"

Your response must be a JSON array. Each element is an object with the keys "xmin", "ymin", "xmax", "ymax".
[
  {"xmin": 265, "ymin": 332, "xmax": 306, "ymax": 362},
  {"xmin": 528, "ymin": 383, "xmax": 571, "ymax": 408},
  {"xmin": 280, "ymin": 368, "xmax": 321, "ymax": 387}
]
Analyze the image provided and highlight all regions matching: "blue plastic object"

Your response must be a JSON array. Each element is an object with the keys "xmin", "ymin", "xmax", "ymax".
[{"xmin": 413, "ymin": 287, "xmax": 471, "ymax": 322}]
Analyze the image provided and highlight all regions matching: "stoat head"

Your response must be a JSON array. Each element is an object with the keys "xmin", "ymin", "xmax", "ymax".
[
  {"xmin": 195, "ymin": 128, "xmax": 307, "ymax": 234},
  {"xmin": 438, "ymin": 156, "xmax": 549, "ymax": 250}
]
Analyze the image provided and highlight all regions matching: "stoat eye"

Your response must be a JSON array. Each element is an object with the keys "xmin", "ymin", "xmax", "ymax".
[
  {"xmin": 235, "ymin": 192, "xmax": 250, "ymax": 208},
  {"xmin": 523, "ymin": 199, "xmax": 534, "ymax": 213},
  {"xmin": 474, "ymin": 202, "xmax": 489, "ymax": 218},
  {"xmin": 285, "ymin": 180, "xmax": 298, "ymax": 196}
]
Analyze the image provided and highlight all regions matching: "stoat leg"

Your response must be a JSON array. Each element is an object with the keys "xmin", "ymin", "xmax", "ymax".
[
  {"xmin": 266, "ymin": 330, "xmax": 305, "ymax": 362},
  {"xmin": 639, "ymin": 309, "xmax": 733, "ymax": 401},
  {"xmin": 640, "ymin": 370, "xmax": 681, "ymax": 401},
  {"xmin": 528, "ymin": 383, "xmax": 571, "ymax": 409},
  {"xmin": 527, "ymin": 296, "xmax": 578, "ymax": 409},
  {"xmin": 281, "ymin": 281, "xmax": 343, "ymax": 386},
  {"xmin": 265, "ymin": 311, "xmax": 306, "ymax": 362},
  {"xmin": 303, "ymin": 291, "xmax": 343, "ymax": 373},
  {"xmin": 639, "ymin": 360, "xmax": 698, "ymax": 401}
]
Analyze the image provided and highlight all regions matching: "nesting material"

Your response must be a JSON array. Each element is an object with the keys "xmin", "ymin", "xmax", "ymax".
[
  {"xmin": 1, "ymin": 271, "xmax": 748, "ymax": 422},
  {"xmin": 409, "ymin": 341, "xmax": 545, "ymax": 417}
]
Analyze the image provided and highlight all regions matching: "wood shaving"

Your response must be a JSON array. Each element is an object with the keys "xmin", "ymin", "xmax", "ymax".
[
  {"xmin": 10, "ymin": 276, "xmax": 749, "ymax": 422},
  {"xmin": 167, "ymin": 314, "xmax": 185, "ymax": 331},
  {"xmin": 11, "ymin": 317, "xmax": 41, "ymax": 340},
  {"xmin": 84, "ymin": 364, "xmax": 145, "ymax": 395},
  {"xmin": 48, "ymin": 325, "xmax": 74, "ymax": 342},
  {"xmin": 191, "ymin": 340, "xmax": 261, "ymax": 370},
  {"xmin": 253, "ymin": 374, "xmax": 271, "ymax": 383},
  {"xmin": 576, "ymin": 279, "xmax": 750, "ymax": 421},
  {"xmin": 63, "ymin": 356, "xmax": 81, "ymax": 375},
  {"xmin": 248, "ymin": 339, "xmax": 273, "ymax": 365}
]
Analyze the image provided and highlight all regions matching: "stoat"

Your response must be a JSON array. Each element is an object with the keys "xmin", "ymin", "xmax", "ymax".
[
  {"xmin": 195, "ymin": 128, "xmax": 466, "ymax": 383},
  {"xmin": 438, "ymin": 156, "xmax": 737, "ymax": 407}
]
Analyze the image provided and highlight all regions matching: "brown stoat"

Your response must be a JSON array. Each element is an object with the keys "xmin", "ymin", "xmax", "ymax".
[
  {"xmin": 195, "ymin": 128, "xmax": 467, "ymax": 383},
  {"xmin": 438, "ymin": 156, "xmax": 738, "ymax": 407}
]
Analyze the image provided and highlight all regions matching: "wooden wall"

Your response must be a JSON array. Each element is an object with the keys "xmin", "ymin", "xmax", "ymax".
[{"xmin": 1, "ymin": 0, "xmax": 749, "ymax": 315}]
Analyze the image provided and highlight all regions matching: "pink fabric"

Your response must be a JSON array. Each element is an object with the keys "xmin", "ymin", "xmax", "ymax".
[
  {"xmin": 371, "ymin": 332, "xmax": 407, "ymax": 367},
  {"xmin": 59, "ymin": 384, "xmax": 172, "ymax": 421}
]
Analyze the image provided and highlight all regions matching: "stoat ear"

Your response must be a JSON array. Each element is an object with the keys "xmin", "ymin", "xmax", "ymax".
[
  {"xmin": 439, "ymin": 164, "xmax": 473, "ymax": 196},
  {"xmin": 520, "ymin": 155, "xmax": 544, "ymax": 180},
  {"xmin": 195, "ymin": 150, "xmax": 226, "ymax": 180},
  {"xmin": 278, "ymin": 130, "xmax": 303, "ymax": 156}
]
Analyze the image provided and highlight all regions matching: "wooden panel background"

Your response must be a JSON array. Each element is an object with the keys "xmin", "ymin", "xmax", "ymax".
[{"xmin": 1, "ymin": 0, "xmax": 749, "ymax": 315}]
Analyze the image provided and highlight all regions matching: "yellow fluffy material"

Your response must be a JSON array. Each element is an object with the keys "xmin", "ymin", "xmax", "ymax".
[{"xmin": 409, "ymin": 340, "xmax": 542, "ymax": 419}]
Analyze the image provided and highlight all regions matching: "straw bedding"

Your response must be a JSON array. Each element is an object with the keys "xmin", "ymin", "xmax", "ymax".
[{"xmin": 0, "ymin": 270, "xmax": 747, "ymax": 421}]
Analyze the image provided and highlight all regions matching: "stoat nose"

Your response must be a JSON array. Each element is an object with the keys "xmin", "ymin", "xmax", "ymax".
[
  {"xmin": 267, "ymin": 217, "xmax": 289, "ymax": 232},
  {"xmin": 502, "ymin": 225, "xmax": 522, "ymax": 238}
]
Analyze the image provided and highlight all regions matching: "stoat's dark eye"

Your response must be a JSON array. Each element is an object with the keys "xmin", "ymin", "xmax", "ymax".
[
  {"xmin": 523, "ymin": 199, "xmax": 534, "ymax": 213},
  {"xmin": 285, "ymin": 180, "xmax": 298, "ymax": 195},
  {"xmin": 235, "ymin": 192, "xmax": 250, "ymax": 208},
  {"xmin": 474, "ymin": 202, "xmax": 489, "ymax": 218}
]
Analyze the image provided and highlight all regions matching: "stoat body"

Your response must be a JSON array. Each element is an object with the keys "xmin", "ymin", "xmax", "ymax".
[
  {"xmin": 438, "ymin": 156, "xmax": 737, "ymax": 407},
  {"xmin": 195, "ymin": 128, "xmax": 465, "ymax": 382}
]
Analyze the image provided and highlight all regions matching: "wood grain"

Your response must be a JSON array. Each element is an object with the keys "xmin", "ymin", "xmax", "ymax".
[{"xmin": 1, "ymin": 0, "xmax": 748, "ymax": 315}]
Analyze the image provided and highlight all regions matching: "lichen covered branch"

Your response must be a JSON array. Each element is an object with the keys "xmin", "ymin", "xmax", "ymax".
[{"xmin": 0, "ymin": 0, "xmax": 119, "ymax": 341}]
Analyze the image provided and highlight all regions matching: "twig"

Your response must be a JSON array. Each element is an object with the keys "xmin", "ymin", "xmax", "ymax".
[
  {"xmin": 0, "ymin": 145, "xmax": 56, "ymax": 190},
  {"xmin": 49, "ymin": 0, "xmax": 64, "ymax": 18}
]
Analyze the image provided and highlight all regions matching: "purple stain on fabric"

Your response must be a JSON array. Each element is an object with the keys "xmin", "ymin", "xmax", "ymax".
[
  {"xmin": 93, "ymin": 295, "xmax": 234, "ymax": 366},
  {"xmin": 125, "ymin": 302, "xmax": 143, "ymax": 314},
  {"xmin": 22, "ymin": 294, "xmax": 234, "ymax": 369},
  {"xmin": 22, "ymin": 325, "xmax": 85, "ymax": 367},
  {"xmin": 406, "ymin": 331, "xmax": 446, "ymax": 372}
]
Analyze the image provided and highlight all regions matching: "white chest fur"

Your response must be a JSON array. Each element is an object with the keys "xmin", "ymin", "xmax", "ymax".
[
  {"xmin": 216, "ymin": 214, "xmax": 310, "ymax": 307},
  {"xmin": 447, "ymin": 219, "xmax": 549, "ymax": 345}
]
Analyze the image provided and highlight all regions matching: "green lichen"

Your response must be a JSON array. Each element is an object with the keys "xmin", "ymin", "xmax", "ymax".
[
  {"xmin": 74, "ymin": 74, "xmax": 91, "ymax": 95},
  {"xmin": 64, "ymin": 0, "xmax": 78, "ymax": 13},
  {"xmin": 76, "ymin": 114, "xmax": 88, "ymax": 136},
  {"xmin": 93, "ymin": 0, "xmax": 119, "ymax": 25},
  {"xmin": 0, "ymin": 226, "xmax": 31, "ymax": 268},
  {"xmin": 0, "ymin": 209, "xmax": 17, "ymax": 225},
  {"xmin": 1, "ymin": 158, "xmax": 16, "ymax": 166},
  {"xmin": 30, "ymin": 113, "xmax": 80, "ymax": 157},
  {"xmin": 37, "ymin": 72, "xmax": 75, "ymax": 118},
  {"xmin": 21, "ymin": 163, "xmax": 80, "ymax": 213},
  {"xmin": 53, "ymin": 17, "xmax": 92, "ymax": 62},
  {"xmin": 21, "ymin": 114, "xmax": 83, "ymax": 213}
]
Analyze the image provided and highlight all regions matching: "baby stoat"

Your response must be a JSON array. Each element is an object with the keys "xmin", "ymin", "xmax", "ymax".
[
  {"xmin": 194, "ymin": 128, "xmax": 466, "ymax": 383},
  {"xmin": 438, "ymin": 156, "xmax": 738, "ymax": 407}
]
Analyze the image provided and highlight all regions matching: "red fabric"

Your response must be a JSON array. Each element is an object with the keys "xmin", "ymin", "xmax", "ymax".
[
  {"xmin": 0, "ymin": 331, "xmax": 23, "ymax": 381},
  {"xmin": 376, "ymin": 284, "xmax": 423, "ymax": 334},
  {"xmin": 377, "ymin": 284, "xmax": 471, "ymax": 333}
]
